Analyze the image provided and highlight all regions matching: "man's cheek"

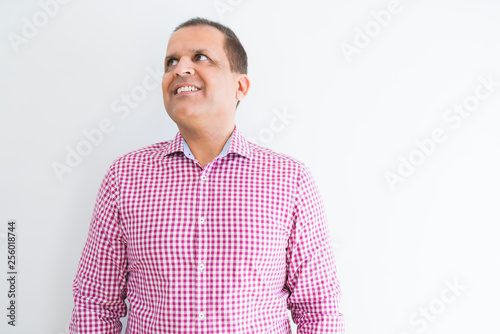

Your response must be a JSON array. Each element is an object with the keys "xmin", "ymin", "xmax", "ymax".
[{"xmin": 161, "ymin": 74, "xmax": 170, "ymax": 93}]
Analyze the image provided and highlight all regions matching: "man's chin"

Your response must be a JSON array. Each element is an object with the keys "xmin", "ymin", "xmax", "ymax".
[{"xmin": 166, "ymin": 105, "xmax": 206, "ymax": 120}]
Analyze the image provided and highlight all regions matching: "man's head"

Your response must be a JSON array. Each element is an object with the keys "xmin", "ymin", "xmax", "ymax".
[
  {"xmin": 174, "ymin": 18, "xmax": 247, "ymax": 76},
  {"xmin": 161, "ymin": 17, "xmax": 250, "ymax": 129}
]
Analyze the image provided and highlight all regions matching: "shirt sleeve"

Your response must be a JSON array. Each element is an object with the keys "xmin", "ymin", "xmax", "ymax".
[
  {"xmin": 69, "ymin": 165, "xmax": 128, "ymax": 333},
  {"xmin": 285, "ymin": 164, "xmax": 345, "ymax": 333}
]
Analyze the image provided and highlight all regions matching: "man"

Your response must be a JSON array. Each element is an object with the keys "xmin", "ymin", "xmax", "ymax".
[{"xmin": 69, "ymin": 17, "xmax": 344, "ymax": 333}]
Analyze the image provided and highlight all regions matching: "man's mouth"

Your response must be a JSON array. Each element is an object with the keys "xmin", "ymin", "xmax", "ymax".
[{"xmin": 175, "ymin": 85, "xmax": 200, "ymax": 95}]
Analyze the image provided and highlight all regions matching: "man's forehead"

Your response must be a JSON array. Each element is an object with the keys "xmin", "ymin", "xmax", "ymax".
[
  {"xmin": 167, "ymin": 25, "xmax": 225, "ymax": 53},
  {"xmin": 165, "ymin": 48, "xmax": 214, "ymax": 60}
]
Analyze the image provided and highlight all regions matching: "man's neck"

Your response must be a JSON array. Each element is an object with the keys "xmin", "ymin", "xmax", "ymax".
[{"xmin": 178, "ymin": 123, "xmax": 235, "ymax": 168}]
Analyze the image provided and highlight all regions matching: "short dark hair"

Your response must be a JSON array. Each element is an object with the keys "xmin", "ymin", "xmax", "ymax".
[{"xmin": 173, "ymin": 17, "xmax": 248, "ymax": 75}]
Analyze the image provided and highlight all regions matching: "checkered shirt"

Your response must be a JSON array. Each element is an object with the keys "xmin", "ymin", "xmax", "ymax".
[{"xmin": 69, "ymin": 124, "xmax": 344, "ymax": 333}]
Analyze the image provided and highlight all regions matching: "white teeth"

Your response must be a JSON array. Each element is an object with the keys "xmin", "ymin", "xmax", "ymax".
[{"xmin": 176, "ymin": 86, "xmax": 199, "ymax": 94}]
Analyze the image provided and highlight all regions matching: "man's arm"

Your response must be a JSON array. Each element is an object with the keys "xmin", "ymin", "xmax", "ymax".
[
  {"xmin": 69, "ymin": 166, "xmax": 128, "ymax": 334},
  {"xmin": 285, "ymin": 164, "xmax": 345, "ymax": 333}
]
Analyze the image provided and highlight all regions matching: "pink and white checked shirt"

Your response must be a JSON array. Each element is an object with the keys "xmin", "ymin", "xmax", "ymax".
[{"xmin": 70, "ymin": 124, "xmax": 344, "ymax": 333}]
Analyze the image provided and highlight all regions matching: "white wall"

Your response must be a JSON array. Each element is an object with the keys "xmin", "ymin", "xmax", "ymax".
[{"xmin": 1, "ymin": 0, "xmax": 499, "ymax": 333}]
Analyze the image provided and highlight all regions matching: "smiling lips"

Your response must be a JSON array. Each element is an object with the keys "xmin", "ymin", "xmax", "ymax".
[{"xmin": 175, "ymin": 85, "xmax": 200, "ymax": 95}]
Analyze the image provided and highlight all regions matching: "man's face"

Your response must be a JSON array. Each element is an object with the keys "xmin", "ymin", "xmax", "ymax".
[{"xmin": 162, "ymin": 25, "xmax": 245, "ymax": 126}]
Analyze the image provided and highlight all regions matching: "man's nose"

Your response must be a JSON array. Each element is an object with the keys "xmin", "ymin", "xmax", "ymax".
[{"xmin": 175, "ymin": 57, "xmax": 195, "ymax": 76}]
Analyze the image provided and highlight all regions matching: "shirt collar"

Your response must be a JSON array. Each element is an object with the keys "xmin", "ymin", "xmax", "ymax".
[{"xmin": 162, "ymin": 124, "xmax": 253, "ymax": 161}]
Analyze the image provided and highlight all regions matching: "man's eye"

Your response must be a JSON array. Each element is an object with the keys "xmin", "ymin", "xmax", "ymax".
[
  {"xmin": 167, "ymin": 59, "xmax": 178, "ymax": 67},
  {"xmin": 195, "ymin": 54, "xmax": 208, "ymax": 61}
]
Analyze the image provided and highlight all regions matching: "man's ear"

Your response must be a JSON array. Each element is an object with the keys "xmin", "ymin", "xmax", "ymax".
[{"xmin": 235, "ymin": 74, "xmax": 250, "ymax": 101}]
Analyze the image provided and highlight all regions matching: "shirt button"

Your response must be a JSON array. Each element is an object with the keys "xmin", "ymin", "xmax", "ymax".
[
  {"xmin": 201, "ymin": 175, "xmax": 207, "ymax": 181},
  {"xmin": 199, "ymin": 312, "xmax": 205, "ymax": 320},
  {"xmin": 198, "ymin": 263, "xmax": 205, "ymax": 272},
  {"xmin": 199, "ymin": 217, "xmax": 205, "ymax": 225}
]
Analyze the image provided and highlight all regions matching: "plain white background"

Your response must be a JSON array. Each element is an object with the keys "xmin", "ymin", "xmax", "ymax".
[{"xmin": 1, "ymin": 0, "xmax": 500, "ymax": 333}]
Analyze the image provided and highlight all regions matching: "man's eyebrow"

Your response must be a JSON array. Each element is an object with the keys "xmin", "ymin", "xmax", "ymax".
[{"xmin": 164, "ymin": 49, "xmax": 213, "ymax": 63}]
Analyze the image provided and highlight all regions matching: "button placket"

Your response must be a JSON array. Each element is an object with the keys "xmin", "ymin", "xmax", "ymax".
[{"xmin": 197, "ymin": 170, "xmax": 208, "ymax": 324}]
